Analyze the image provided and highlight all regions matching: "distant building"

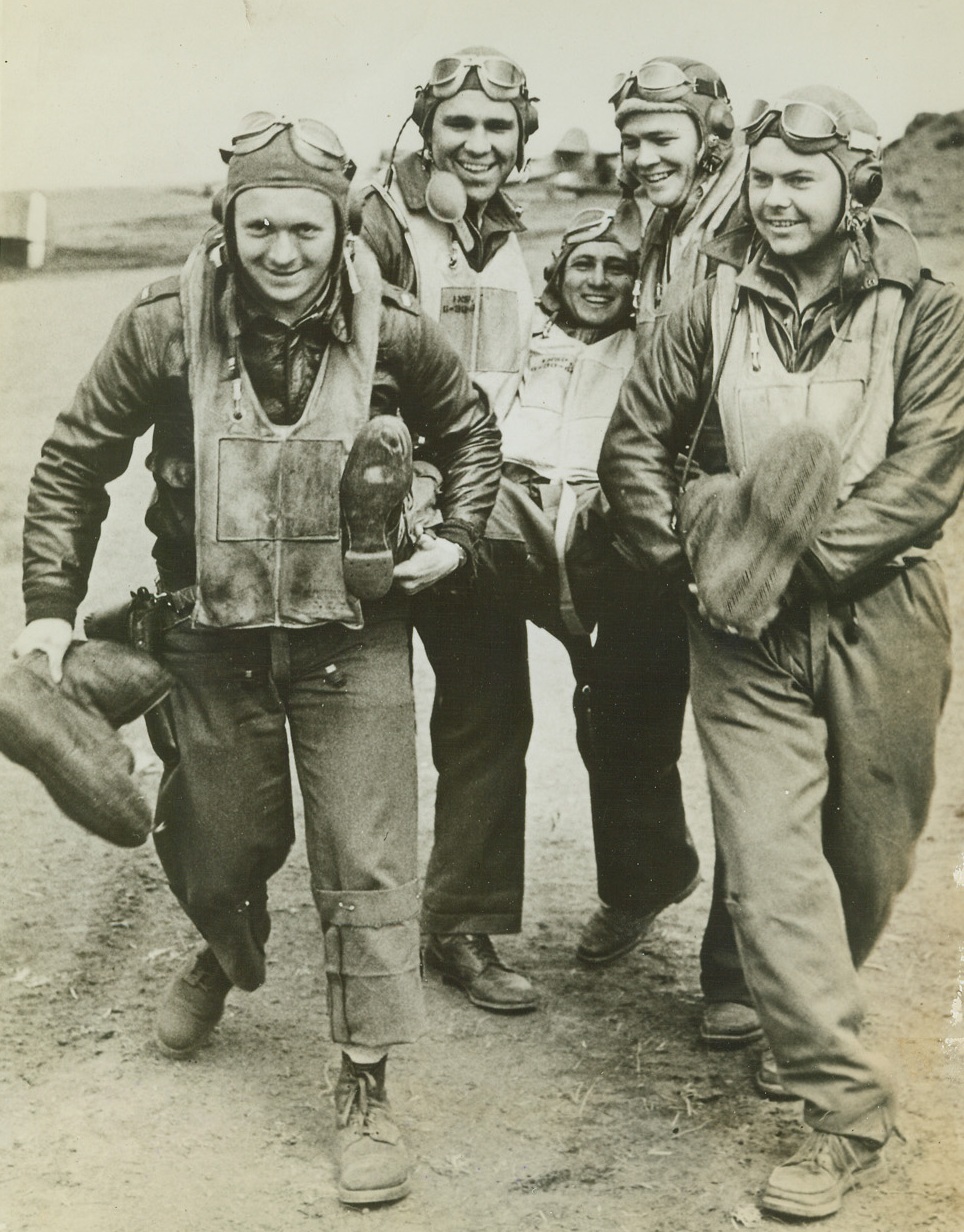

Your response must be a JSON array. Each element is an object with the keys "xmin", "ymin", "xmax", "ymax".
[{"xmin": 527, "ymin": 129, "xmax": 619, "ymax": 195}]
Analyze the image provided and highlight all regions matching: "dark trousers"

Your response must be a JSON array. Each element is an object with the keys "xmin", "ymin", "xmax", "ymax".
[
  {"xmin": 416, "ymin": 477, "xmax": 593, "ymax": 936},
  {"xmin": 589, "ymin": 557, "xmax": 749, "ymax": 1005},
  {"xmin": 415, "ymin": 587, "xmax": 534, "ymax": 935},
  {"xmin": 153, "ymin": 617, "xmax": 424, "ymax": 1048}
]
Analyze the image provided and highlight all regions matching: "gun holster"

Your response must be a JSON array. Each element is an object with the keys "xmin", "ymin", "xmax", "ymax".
[{"xmin": 84, "ymin": 587, "xmax": 184, "ymax": 765}]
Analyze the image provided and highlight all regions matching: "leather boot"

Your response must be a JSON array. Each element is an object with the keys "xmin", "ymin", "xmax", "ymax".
[
  {"xmin": 762, "ymin": 1129, "xmax": 884, "ymax": 1219},
  {"xmin": 155, "ymin": 946, "xmax": 232, "ymax": 1058},
  {"xmin": 699, "ymin": 1000, "xmax": 763, "ymax": 1048},
  {"xmin": 576, "ymin": 873, "xmax": 700, "ymax": 965},
  {"xmin": 340, "ymin": 415, "xmax": 413, "ymax": 601},
  {"xmin": 0, "ymin": 641, "xmax": 173, "ymax": 847},
  {"xmin": 334, "ymin": 1054, "xmax": 411, "ymax": 1206},
  {"xmin": 424, "ymin": 933, "xmax": 539, "ymax": 1012}
]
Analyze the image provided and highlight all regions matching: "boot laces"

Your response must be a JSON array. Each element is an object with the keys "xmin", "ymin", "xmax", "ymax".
[
  {"xmin": 787, "ymin": 1132, "xmax": 871, "ymax": 1177},
  {"xmin": 462, "ymin": 933, "xmax": 510, "ymax": 970},
  {"xmin": 339, "ymin": 1069, "xmax": 382, "ymax": 1133}
]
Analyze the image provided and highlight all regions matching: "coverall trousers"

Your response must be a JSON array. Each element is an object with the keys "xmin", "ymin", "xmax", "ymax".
[
  {"xmin": 590, "ymin": 557, "xmax": 750, "ymax": 1006},
  {"xmin": 153, "ymin": 615, "xmax": 425, "ymax": 1049},
  {"xmin": 687, "ymin": 561, "xmax": 952, "ymax": 1142}
]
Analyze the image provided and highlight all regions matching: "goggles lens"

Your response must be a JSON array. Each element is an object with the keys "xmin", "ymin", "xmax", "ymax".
[
  {"xmin": 427, "ymin": 54, "xmax": 527, "ymax": 100},
  {"xmin": 225, "ymin": 113, "xmax": 355, "ymax": 175},
  {"xmin": 743, "ymin": 99, "xmax": 878, "ymax": 153},
  {"xmin": 635, "ymin": 60, "xmax": 694, "ymax": 93},
  {"xmin": 610, "ymin": 61, "xmax": 726, "ymax": 109}
]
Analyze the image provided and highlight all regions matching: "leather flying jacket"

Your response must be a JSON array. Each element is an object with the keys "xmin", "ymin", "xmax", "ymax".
[
  {"xmin": 23, "ymin": 240, "xmax": 502, "ymax": 625},
  {"xmin": 598, "ymin": 212, "xmax": 964, "ymax": 598}
]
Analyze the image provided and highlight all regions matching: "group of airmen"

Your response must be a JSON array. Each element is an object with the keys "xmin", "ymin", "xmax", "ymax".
[{"xmin": 12, "ymin": 41, "xmax": 964, "ymax": 1221}]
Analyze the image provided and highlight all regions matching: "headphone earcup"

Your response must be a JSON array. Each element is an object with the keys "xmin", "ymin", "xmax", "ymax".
[
  {"xmin": 513, "ymin": 96, "xmax": 539, "ymax": 169},
  {"xmin": 521, "ymin": 96, "xmax": 539, "ymax": 141},
  {"xmin": 851, "ymin": 160, "xmax": 883, "ymax": 208},
  {"xmin": 704, "ymin": 98, "xmax": 735, "ymax": 143},
  {"xmin": 411, "ymin": 87, "xmax": 429, "ymax": 134}
]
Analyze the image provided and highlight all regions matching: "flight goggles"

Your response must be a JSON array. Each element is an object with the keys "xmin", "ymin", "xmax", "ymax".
[
  {"xmin": 425, "ymin": 54, "xmax": 528, "ymax": 101},
  {"xmin": 610, "ymin": 60, "xmax": 727, "ymax": 108},
  {"xmin": 220, "ymin": 113, "xmax": 357, "ymax": 176},
  {"xmin": 742, "ymin": 98, "xmax": 878, "ymax": 152},
  {"xmin": 562, "ymin": 206, "xmax": 641, "ymax": 254}
]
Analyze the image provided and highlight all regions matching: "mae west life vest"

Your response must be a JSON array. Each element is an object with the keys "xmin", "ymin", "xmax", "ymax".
[
  {"xmin": 179, "ymin": 238, "xmax": 382, "ymax": 629},
  {"xmin": 371, "ymin": 181, "xmax": 533, "ymax": 421},
  {"xmin": 500, "ymin": 309, "xmax": 635, "ymax": 484},
  {"xmin": 710, "ymin": 263, "xmax": 905, "ymax": 501},
  {"xmin": 496, "ymin": 311, "xmax": 635, "ymax": 637}
]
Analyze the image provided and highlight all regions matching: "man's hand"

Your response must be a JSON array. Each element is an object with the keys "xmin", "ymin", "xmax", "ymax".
[
  {"xmin": 687, "ymin": 583, "xmax": 778, "ymax": 640},
  {"xmin": 12, "ymin": 618, "xmax": 73, "ymax": 683},
  {"xmin": 392, "ymin": 534, "xmax": 465, "ymax": 595}
]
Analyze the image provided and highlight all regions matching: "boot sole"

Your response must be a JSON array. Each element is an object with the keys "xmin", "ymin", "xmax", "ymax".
[
  {"xmin": 576, "ymin": 873, "xmax": 701, "ymax": 966},
  {"xmin": 575, "ymin": 931, "xmax": 648, "ymax": 966},
  {"xmin": 762, "ymin": 1157, "xmax": 884, "ymax": 1218},
  {"xmin": 700, "ymin": 1022, "xmax": 765, "ymax": 1049},
  {"xmin": 342, "ymin": 547, "xmax": 397, "ymax": 602},
  {"xmin": 338, "ymin": 1178, "xmax": 411, "ymax": 1206},
  {"xmin": 698, "ymin": 431, "xmax": 840, "ymax": 630},
  {"xmin": 754, "ymin": 1068, "xmax": 799, "ymax": 1099},
  {"xmin": 341, "ymin": 421, "xmax": 413, "ymax": 602},
  {"xmin": 153, "ymin": 1023, "xmax": 217, "ymax": 1060}
]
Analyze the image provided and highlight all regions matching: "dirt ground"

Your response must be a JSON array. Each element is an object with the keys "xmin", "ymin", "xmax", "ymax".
[{"xmin": 0, "ymin": 228, "xmax": 962, "ymax": 1232}]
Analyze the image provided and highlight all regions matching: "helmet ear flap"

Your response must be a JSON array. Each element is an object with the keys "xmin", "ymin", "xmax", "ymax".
[
  {"xmin": 543, "ymin": 249, "xmax": 560, "ymax": 283},
  {"xmin": 411, "ymin": 86, "xmax": 430, "ymax": 134},
  {"xmin": 704, "ymin": 98, "xmax": 735, "ymax": 143},
  {"xmin": 519, "ymin": 96, "xmax": 539, "ymax": 141},
  {"xmin": 850, "ymin": 159, "xmax": 883, "ymax": 208},
  {"xmin": 515, "ymin": 95, "xmax": 539, "ymax": 169}
]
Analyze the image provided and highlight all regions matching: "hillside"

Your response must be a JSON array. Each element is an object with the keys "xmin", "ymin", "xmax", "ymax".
[{"xmin": 881, "ymin": 110, "xmax": 964, "ymax": 235}]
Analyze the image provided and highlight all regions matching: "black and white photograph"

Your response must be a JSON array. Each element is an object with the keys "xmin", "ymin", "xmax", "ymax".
[{"xmin": 1, "ymin": 2, "xmax": 962, "ymax": 1228}]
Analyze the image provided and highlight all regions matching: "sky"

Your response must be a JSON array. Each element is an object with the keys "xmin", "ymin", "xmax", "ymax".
[{"xmin": 2, "ymin": 0, "xmax": 963, "ymax": 191}]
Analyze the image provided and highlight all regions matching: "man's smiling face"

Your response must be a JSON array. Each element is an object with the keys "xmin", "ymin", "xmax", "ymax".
[
  {"xmin": 619, "ymin": 111, "xmax": 701, "ymax": 208},
  {"xmin": 559, "ymin": 240, "xmax": 635, "ymax": 330},
  {"xmin": 430, "ymin": 92, "xmax": 519, "ymax": 208},
  {"xmin": 233, "ymin": 187, "xmax": 337, "ymax": 321},
  {"xmin": 747, "ymin": 137, "xmax": 845, "ymax": 261}
]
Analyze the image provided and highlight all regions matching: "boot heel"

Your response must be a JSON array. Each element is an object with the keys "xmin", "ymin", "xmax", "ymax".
[{"xmin": 342, "ymin": 549, "xmax": 395, "ymax": 601}]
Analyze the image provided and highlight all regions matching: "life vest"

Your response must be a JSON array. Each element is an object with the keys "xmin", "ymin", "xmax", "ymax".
[
  {"xmin": 500, "ymin": 309, "xmax": 635, "ymax": 484},
  {"xmin": 636, "ymin": 149, "xmax": 747, "ymax": 342},
  {"xmin": 710, "ymin": 264, "xmax": 905, "ymax": 501},
  {"xmin": 180, "ymin": 237, "xmax": 382, "ymax": 629},
  {"xmin": 370, "ymin": 182, "xmax": 533, "ymax": 420}
]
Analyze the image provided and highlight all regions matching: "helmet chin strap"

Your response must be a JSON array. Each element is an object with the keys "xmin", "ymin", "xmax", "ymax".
[
  {"xmin": 845, "ymin": 204, "xmax": 874, "ymax": 269},
  {"xmin": 697, "ymin": 138, "xmax": 723, "ymax": 176}
]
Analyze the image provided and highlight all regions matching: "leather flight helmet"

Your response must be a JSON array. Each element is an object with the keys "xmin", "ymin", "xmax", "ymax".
[{"xmin": 412, "ymin": 46, "xmax": 539, "ymax": 170}]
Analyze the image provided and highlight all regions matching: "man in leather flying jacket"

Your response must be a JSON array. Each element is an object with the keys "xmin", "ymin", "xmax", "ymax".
[{"xmin": 15, "ymin": 114, "xmax": 501, "ymax": 1208}]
